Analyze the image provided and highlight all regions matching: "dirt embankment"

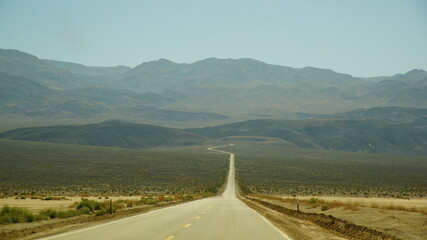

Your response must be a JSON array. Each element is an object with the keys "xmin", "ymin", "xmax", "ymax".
[{"xmin": 244, "ymin": 196, "xmax": 399, "ymax": 240}]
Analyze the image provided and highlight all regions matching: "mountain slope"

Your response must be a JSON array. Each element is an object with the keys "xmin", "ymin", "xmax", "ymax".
[
  {"xmin": 42, "ymin": 59, "xmax": 131, "ymax": 77},
  {"xmin": 112, "ymin": 106, "xmax": 229, "ymax": 122},
  {"xmin": 362, "ymin": 69, "xmax": 427, "ymax": 107},
  {"xmin": 188, "ymin": 119, "xmax": 427, "ymax": 154},
  {"xmin": 0, "ymin": 122, "xmax": 207, "ymax": 148},
  {"xmin": 0, "ymin": 72, "xmax": 109, "ymax": 118},
  {"xmin": 63, "ymin": 87, "xmax": 172, "ymax": 107},
  {"xmin": 0, "ymin": 49, "xmax": 81, "ymax": 89},
  {"xmin": 0, "ymin": 72, "xmax": 56, "ymax": 104},
  {"xmin": 331, "ymin": 106, "xmax": 427, "ymax": 123},
  {"xmin": 0, "ymin": 73, "xmax": 229, "ymax": 121}
]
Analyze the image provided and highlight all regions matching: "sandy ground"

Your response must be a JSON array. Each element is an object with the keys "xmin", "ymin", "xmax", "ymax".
[
  {"xmin": 0, "ymin": 196, "xmax": 143, "ymax": 213},
  {"xmin": 270, "ymin": 196, "xmax": 427, "ymax": 240},
  {"xmin": 297, "ymin": 196, "xmax": 427, "ymax": 211}
]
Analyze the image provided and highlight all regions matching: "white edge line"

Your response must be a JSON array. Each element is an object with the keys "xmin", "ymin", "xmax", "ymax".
[
  {"xmin": 239, "ymin": 198, "xmax": 293, "ymax": 240},
  {"xmin": 38, "ymin": 198, "xmax": 208, "ymax": 240}
]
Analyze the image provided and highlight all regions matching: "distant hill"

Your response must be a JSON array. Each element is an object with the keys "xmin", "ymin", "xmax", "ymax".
[
  {"xmin": 188, "ymin": 119, "xmax": 427, "ymax": 155},
  {"xmin": 0, "ymin": 122, "xmax": 207, "ymax": 148},
  {"xmin": 2, "ymin": 117, "xmax": 426, "ymax": 154},
  {"xmin": 331, "ymin": 106, "xmax": 427, "ymax": 123},
  {"xmin": 63, "ymin": 87, "xmax": 172, "ymax": 107},
  {"xmin": 112, "ymin": 106, "xmax": 229, "ymax": 122}
]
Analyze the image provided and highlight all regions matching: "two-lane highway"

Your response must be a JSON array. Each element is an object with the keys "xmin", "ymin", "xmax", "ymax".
[{"xmin": 40, "ymin": 147, "xmax": 292, "ymax": 240}]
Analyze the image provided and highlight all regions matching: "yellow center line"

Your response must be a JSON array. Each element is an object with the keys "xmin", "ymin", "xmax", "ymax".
[
  {"xmin": 183, "ymin": 223, "xmax": 191, "ymax": 228},
  {"xmin": 164, "ymin": 236, "xmax": 175, "ymax": 240}
]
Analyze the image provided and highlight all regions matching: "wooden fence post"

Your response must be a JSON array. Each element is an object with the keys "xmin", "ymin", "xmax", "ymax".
[{"xmin": 110, "ymin": 199, "xmax": 113, "ymax": 214}]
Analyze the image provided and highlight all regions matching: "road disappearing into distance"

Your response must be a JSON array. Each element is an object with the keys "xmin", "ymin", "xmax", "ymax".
[{"xmin": 40, "ymin": 145, "xmax": 292, "ymax": 240}]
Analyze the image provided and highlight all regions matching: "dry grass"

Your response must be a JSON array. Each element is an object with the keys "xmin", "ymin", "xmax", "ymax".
[
  {"xmin": 265, "ymin": 195, "xmax": 427, "ymax": 215},
  {"xmin": 370, "ymin": 203, "xmax": 423, "ymax": 213},
  {"xmin": 0, "ymin": 194, "xmax": 202, "ymax": 214}
]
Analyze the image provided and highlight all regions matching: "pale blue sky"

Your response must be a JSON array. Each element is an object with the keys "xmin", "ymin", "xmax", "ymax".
[{"xmin": 0, "ymin": 0, "xmax": 426, "ymax": 77}]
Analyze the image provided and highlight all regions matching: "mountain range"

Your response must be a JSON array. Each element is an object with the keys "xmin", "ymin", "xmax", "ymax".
[
  {"xmin": 1, "ymin": 48, "xmax": 426, "ymax": 154},
  {"xmin": 1, "ymin": 48, "xmax": 426, "ymax": 125}
]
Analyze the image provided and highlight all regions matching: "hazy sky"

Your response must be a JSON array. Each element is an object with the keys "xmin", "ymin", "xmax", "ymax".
[{"xmin": 0, "ymin": 0, "xmax": 426, "ymax": 77}]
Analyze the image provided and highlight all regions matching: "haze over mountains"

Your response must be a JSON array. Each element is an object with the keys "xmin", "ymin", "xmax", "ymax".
[{"xmin": 1, "ymin": 48, "xmax": 426, "ymax": 155}]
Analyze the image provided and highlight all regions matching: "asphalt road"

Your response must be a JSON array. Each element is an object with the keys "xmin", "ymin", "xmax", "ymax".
[{"xmin": 40, "ymin": 147, "xmax": 291, "ymax": 240}]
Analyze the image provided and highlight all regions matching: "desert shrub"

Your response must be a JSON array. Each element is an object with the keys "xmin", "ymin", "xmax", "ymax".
[
  {"xmin": 78, "ymin": 206, "xmax": 91, "ymax": 214},
  {"xmin": 309, "ymin": 197, "xmax": 318, "ymax": 204},
  {"xmin": 205, "ymin": 186, "xmax": 218, "ymax": 193},
  {"xmin": 321, "ymin": 205, "xmax": 329, "ymax": 211},
  {"xmin": 1, "ymin": 205, "xmax": 89, "ymax": 224},
  {"xmin": 39, "ymin": 208, "xmax": 81, "ymax": 219},
  {"xmin": 56, "ymin": 209, "xmax": 79, "ymax": 218},
  {"xmin": 95, "ymin": 208, "xmax": 108, "ymax": 216},
  {"xmin": 239, "ymin": 184, "xmax": 252, "ymax": 194},
  {"xmin": 0, "ymin": 205, "xmax": 35, "ymax": 223},
  {"xmin": 76, "ymin": 198, "xmax": 104, "ymax": 212},
  {"xmin": 39, "ymin": 209, "xmax": 58, "ymax": 219},
  {"xmin": 184, "ymin": 195, "xmax": 194, "ymax": 200},
  {"xmin": 145, "ymin": 198, "xmax": 159, "ymax": 205}
]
